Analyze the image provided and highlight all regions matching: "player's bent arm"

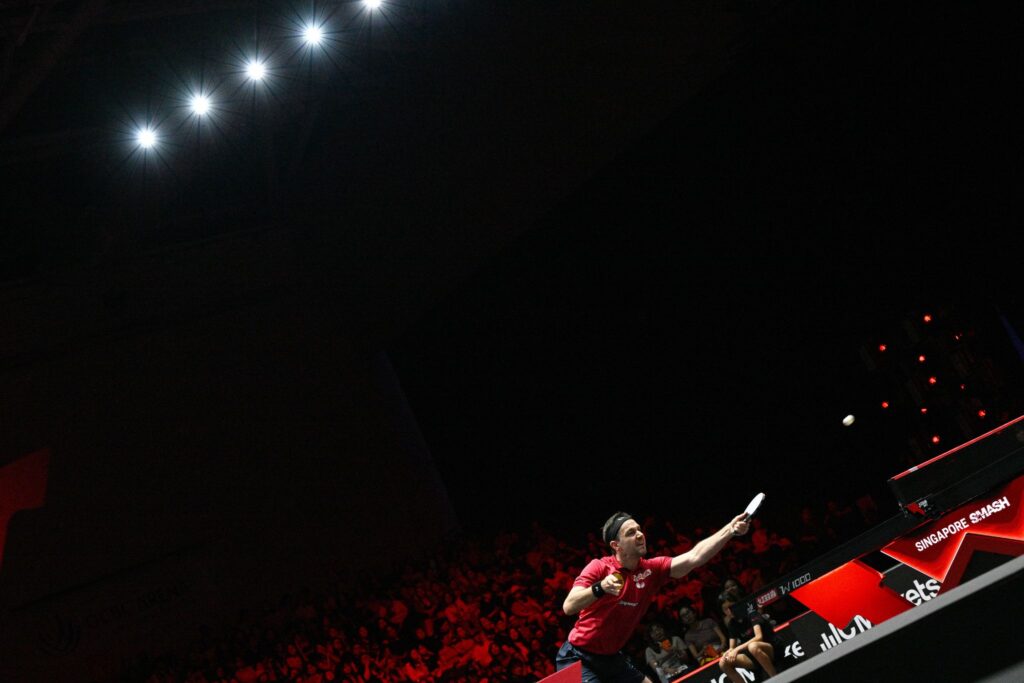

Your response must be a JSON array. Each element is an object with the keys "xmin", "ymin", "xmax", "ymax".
[
  {"xmin": 564, "ymin": 571, "xmax": 624, "ymax": 614},
  {"xmin": 563, "ymin": 585, "xmax": 598, "ymax": 615},
  {"xmin": 670, "ymin": 513, "xmax": 747, "ymax": 578}
]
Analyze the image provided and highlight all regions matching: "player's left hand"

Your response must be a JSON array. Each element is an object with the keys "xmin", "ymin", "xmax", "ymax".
[{"xmin": 729, "ymin": 513, "xmax": 750, "ymax": 537}]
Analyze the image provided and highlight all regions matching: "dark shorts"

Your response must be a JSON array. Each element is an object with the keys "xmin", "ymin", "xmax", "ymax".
[{"xmin": 556, "ymin": 640, "xmax": 646, "ymax": 683}]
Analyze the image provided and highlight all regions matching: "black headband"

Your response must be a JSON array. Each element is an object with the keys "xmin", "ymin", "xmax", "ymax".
[{"xmin": 604, "ymin": 513, "xmax": 633, "ymax": 543}]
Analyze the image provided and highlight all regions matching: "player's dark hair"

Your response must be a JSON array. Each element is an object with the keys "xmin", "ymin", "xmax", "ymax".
[{"xmin": 602, "ymin": 511, "xmax": 633, "ymax": 544}]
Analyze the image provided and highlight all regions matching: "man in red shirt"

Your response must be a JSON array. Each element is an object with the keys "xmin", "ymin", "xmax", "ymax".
[{"xmin": 557, "ymin": 510, "xmax": 750, "ymax": 682}]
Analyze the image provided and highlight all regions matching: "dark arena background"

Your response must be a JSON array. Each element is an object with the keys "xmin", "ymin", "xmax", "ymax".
[{"xmin": 2, "ymin": 2, "xmax": 1024, "ymax": 682}]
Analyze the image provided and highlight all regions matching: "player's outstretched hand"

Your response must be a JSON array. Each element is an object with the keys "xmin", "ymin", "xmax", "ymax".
[{"xmin": 729, "ymin": 513, "xmax": 750, "ymax": 537}]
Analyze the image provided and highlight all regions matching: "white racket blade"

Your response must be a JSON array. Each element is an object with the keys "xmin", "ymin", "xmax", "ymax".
[{"xmin": 744, "ymin": 492, "xmax": 766, "ymax": 518}]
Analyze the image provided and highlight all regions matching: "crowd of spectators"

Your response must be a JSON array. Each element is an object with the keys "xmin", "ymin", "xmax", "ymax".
[{"xmin": 122, "ymin": 496, "xmax": 879, "ymax": 683}]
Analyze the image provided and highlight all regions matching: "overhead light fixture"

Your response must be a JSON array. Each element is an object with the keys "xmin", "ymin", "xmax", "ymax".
[
  {"xmin": 191, "ymin": 94, "xmax": 211, "ymax": 115},
  {"xmin": 247, "ymin": 60, "xmax": 266, "ymax": 81},
  {"xmin": 304, "ymin": 25, "xmax": 324, "ymax": 45},
  {"xmin": 137, "ymin": 128, "xmax": 157, "ymax": 149}
]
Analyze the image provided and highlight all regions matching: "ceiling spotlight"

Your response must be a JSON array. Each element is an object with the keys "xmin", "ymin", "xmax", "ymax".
[
  {"xmin": 137, "ymin": 128, "xmax": 157, "ymax": 149},
  {"xmin": 247, "ymin": 60, "xmax": 266, "ymax": 81},
  {"xmin": 304, "ymin": 25, "xmax": 324, "ymax": 45},
  {"xmin": 191, "ymin": 95, "xmax": 211, "ymax": 115},
  {"xmin": 364, "ymin": 0, "xmax": 383, "ymax": 9}
]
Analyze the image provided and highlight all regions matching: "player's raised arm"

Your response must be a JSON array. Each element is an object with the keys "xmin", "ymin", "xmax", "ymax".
[{"xmin": 670, "ymin": 513, "xmax": 749, "ymax": 579}]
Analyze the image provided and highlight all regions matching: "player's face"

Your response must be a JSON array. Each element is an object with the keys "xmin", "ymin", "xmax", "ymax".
[{"xmin": 617, "ymin": 519, "xmax": 647, "ymax": 557}]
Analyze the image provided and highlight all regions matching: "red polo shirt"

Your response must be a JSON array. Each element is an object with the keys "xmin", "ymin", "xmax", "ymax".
[{"xmin": 567, "ymin": 555, "xmax": 673, "ymax": 654}]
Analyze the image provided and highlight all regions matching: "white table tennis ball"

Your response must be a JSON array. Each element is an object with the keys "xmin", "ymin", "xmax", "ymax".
[{"xmin": 842, "ymin": 414, "xmax": 855, "ymax": 427}]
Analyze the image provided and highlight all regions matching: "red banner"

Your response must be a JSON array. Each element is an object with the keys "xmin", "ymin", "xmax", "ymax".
[{"xmin": 788, "ymin": 559, "xmax": 911, "ymax": 629}]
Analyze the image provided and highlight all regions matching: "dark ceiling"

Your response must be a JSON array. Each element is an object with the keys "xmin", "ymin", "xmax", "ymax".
[
  {"xmin": 0, "ymin": 0, "xmax": 760, "ymax": 306},
  {"xmin": 2, "ymin": 1, "xmax": 1024, "ymax": 530}
]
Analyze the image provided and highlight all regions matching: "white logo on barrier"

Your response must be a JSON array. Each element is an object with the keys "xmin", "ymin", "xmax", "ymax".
[
  {"xmin": 901, "ymin": 578, "xmax": 941, "ymax": 605},
  {"xmin": 784, "ymin": 641, "xmax": 805, "ymax": 659},
  {"xmin": 819, "ymin": 615, "xmax": 872, "ymax": 651},
  {"xmin": 778, "ymin": 572, "xmax": 812, "ymax": 595},
  {"xmin": 711, "ymin": 668, "xmax": 756, "ymax": 682},
  {"xmin": 913, "ymin": 495, "xmax": 1011, "ymax": 552}
]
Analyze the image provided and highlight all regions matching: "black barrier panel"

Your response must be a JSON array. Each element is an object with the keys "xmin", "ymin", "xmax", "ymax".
[{"xmin": 887, "ymin": 414, "xmax": 1024, "ymax": 513}]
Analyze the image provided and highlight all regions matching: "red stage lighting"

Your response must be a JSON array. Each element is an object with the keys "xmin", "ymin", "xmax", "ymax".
[
  {"xmin": 978, "ymin": 410, "xmax": 987, "ymax": 418},
  {"xmin": 881, "ymin": 401, "xmax": 890, "ymax": 409},
  {"xmin": 931, "ymin": 435, "xmax": 940, "ymax": 444},
  {"xmin": 928, "ymin": 376, "xmax": 937, "ymax": 385},
  {"xmin": 878, "ymin": 344, "xmax": 887, "ymax": 352},
  {"xmin": 923, "ymin": 314, "xmax": 933, "ymax": 323},
  {"xmin": 918, "ymin": 355, "xmax": 926, "ymax": 363}
]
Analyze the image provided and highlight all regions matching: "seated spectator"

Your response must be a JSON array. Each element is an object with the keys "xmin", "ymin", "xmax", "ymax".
[
  {"xmin": 718, "ymin": 600, "xmax": 778, "ymax": 683},
  {"xmin": 717, "ymin": 576, "xmax": 744, "ymax": 604},
  {"xmin": 738, "ymin": 565, "xmax": 766, "ymax": 596},
  {"xmin": 855, "ymin": 493, "xmax": 880, "ymax": 528},
  {"xmin": 679, "ymin": 604, "xmax": 727, "ymax": 664},
  {"xmin": 643, "ymin": 622, "xmax": 690, "ymax": 683},
  {"xmin": 824, "ymin": 499, "xmax": 859, "ymax": 541},
  {"xmin": 233, "ymin": 656, "xmax": 263, "ymax": 683},
  {"xmin": 750, "ymin": 518, "xmax": 770, "ymax": 554}
]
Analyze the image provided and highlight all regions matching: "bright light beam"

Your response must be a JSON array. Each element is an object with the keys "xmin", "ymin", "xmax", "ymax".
[
  {"xmin": 137, "ymin": 128, "xmax": 157, "ymax": 149},
  {"xmin": 303, "ymin": 25, "xmax": 324, "ymax": 45},
  {"xmin": 191, "ymin": 94, "xmax": 211, "ymax": 116},
  {"xmin": 364, "ymin": 0, "xmax": 382, "ymax": 9},
  {"xmin": 246, "ymin": 60, "xmax": 267, "ymax": 81}
]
